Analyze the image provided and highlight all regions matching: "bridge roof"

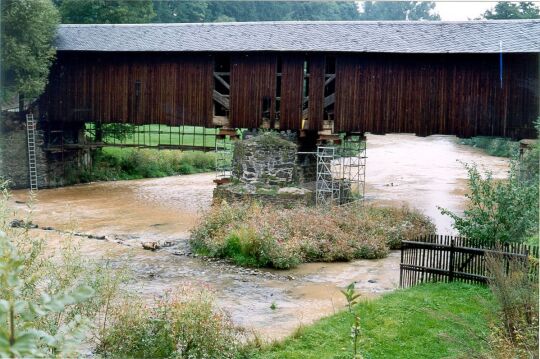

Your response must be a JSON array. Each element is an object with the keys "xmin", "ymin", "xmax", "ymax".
[{"xmin": 56, "ymin": 20, "xmax": 540, "ymax": 54}]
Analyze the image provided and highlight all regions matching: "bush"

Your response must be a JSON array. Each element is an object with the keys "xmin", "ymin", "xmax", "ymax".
[
  {"xmin": 190, "ymin": 203, "xmax": 435, "ymax": 269},
  {"xmin": 0, "ymin": 182, "xmax": 129, "ymax": 357},
  {"xmin": 440, "ymin": 161, "xmax": 538, "ymax": 245},
  {"xmin": 66, "ymin": 148, "xmax": 216, "ymax": 184},
  {"xmin": 97, "ymin": 287, "xmax": 245, "ymax": 359},
  {"xmin": 484, "ymin": 253, "xmax": 538, "ymax": 358},
  {"xmin": 459, "ymin": 137, "xmax": 519, "ymax": 158}
]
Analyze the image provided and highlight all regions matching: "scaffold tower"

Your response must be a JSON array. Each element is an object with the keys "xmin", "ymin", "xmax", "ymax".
[{"xmin": 316, "ymin": 134, "xmax": 366, "ymax": 206}]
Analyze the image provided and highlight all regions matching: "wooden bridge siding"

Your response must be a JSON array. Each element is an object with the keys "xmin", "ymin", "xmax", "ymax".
[
  {"xmin": 41, "ymin": 51, "xmax": 538, "ymax": 139},
  {"xmin": 279, "ymin": 54, "xmax": 304, "ymax": 129},
  {"xmin": 42, "ymin": 52, "xmax": 213, "ymax": 126},
  {"xmin": 307, "ymin": 55, "xmax": 326, "ymax": 130},
  {"xmin": 505, "ymin": 54, "xmax": 539, "ymax": 139},
  {"xmin": 230, "ymin": 53, "xmax": 277, "ymax": 129},
  {"xmin": 334, "ymin": 53, "xmax": 538, "ymax": 138}
]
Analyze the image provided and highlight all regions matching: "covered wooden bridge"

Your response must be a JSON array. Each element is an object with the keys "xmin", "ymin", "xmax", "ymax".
[{"xmin": 40, "ymin": 20, "xmax": 540, "ymax": 140}]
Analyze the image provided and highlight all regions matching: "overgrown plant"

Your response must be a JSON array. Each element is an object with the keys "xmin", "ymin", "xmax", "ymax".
[
  {"xmin": 0, "ymin": 230, "xmax": 94, "ymax": 357},
  {"xmin": 484, "ymin": 252, "xmax": 539, "ymax": 358},
  {"xmin": 341, "ymin": 282, "xmax": 361, "ymax": 313},
  {"xmin": 0, "ymin": 181, "xmax": 128, "ymax": 355},
  {"xmin": 190, "ymin": 203, "xmax": 435, "ymax": 269},
  {"xmin": 439, "ymin": 161, "xmax": 538, "ymax": 245},
  {"xmin": 97, "ymin": 286, "xmax": 245, "ymax": 359},
  {"xmin": 340, "ymin": 282, "xmax": 363, "ymax": 359}
]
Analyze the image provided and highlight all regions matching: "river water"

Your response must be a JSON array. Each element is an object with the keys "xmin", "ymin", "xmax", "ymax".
[{"xmin": 9, "ymin": 134, "xmax": 508, "ymax": 340}]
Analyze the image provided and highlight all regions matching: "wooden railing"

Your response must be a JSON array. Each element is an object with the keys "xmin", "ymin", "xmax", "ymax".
[{"xmin": 399, "ymin": 235, "xmax": 538, "ymax": 288}]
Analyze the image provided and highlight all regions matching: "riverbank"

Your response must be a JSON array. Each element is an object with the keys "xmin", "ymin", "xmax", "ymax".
[
  {"xmin": 247, "ymin": 282, "xmax": 494, "ymax": 359},
  {"xmin": 10, "ymin": 134, "xmax": 509, "ymax": 340}
]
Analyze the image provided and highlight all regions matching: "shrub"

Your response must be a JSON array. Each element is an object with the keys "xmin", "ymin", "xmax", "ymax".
[
  {"xmin": 440, "ymin": 161, "xmax": 538, "ymax": 245},
  {"xmin": 190, "ymin": 203, "xmax": 435, "ymax": 269},
  {"xmin": 65, "ymin": 148, "xmax": 216, "ymax": 184},
  {"xmin": 97, "ymin": 287, "xmax": 244, "ymax": 359},
  {"xmin": 459, "ymin": 137, "xmax": 519, "ymax": 158},
  {"xmin": 0, "ymin": 183, "xmax": 128, "ymax": 356},
  {"xmin": 484, "ymin": 253, "xmax": 538, "ymax": 358}
]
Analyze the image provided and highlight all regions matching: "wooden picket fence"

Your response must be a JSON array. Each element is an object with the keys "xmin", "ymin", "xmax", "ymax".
[{"xmin": 399, "ymin": 234, "xmax": 539, "ymax": 288}]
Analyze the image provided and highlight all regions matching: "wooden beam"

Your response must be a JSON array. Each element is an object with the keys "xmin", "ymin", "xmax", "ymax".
[
  {"xmin": 213, "ymin": 73, "xmax": 230, "ymax": 90},
  {"xmin": 324, "ymin": 93, "xmax": 335, "ymax": 108},
  {"xmin": 213, "ymin": 90, "xmax": 229, "ymax": 109},
  {"xmin": 324, "ymin": 74, "xmax": 336, "ymax": 86}
]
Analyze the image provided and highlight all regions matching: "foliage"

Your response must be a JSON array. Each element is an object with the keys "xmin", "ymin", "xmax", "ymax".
[
  {"xmin": 0, "ymin": 231, "xmax": 94, "ymax": 358},
  {"xmin": 341, "ymin": 283, "xmax": 361, "ymax": 313},
  {"xmin": 459, "ymin": 137, "xmax": 519, "ymax": 158},
  {"xmin": 1, "ymin": 0, "xmax": 59, "ymax": 104},
  {"xmin": 58, "ymin": 0, "xmax": 155, "ymax": 24},
  {"xmin": 484, "ymin": 253, "xmax": 538, "ymax": 358},
  {"xmin": 66, "ymin": 148, "xmax": 216, "ymax": 184},
  {"xmin": 359, "ymin": 1, "xmax": 440, "ymax": 20},
  {"xmin": 0, "ymin": 183, "xmax": 128, "ymax": 357},
  {"xmin": 204, "ymin": 1, "xmax": 361, "ymax": 22},
  {"xmin": 482, "ymin": 1, "xmax": 540, "ymax": 19},
  {"xmin": 97, "ymin": 286, "xmax": 245, "ymax": 359},
  {"xmin": 440, "ymin": 162, "xmax": 538, "ymax": 245},
  {"xmin": 246, "ymin": 283, "xmax": 494, "ymax": 358},
  {"xmin": 190, "ymin": 203, "xmax": 435, "ymax": 269}
]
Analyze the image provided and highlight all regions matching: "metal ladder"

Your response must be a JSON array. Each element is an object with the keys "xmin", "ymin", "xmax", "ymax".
[{"xmin": 25, "ymin": 113, "xmax": 38, "ymax": 191}]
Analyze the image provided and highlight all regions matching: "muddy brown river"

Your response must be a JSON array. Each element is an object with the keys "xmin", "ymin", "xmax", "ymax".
[{"xmin": 10, "ymin": 134, "xmax": 508, "ymax": 340}]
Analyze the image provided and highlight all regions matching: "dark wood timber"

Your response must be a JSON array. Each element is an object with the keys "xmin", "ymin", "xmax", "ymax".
[
  {"xmin": 334, "ymin": 53, "xmax": 538, "ymax": 138},
  {"xmin": 307, "ymin": 55, "xmax": 326, "ymax": 130},
  {"xmin": 229, "ymin": 53, "xmax": 277, "ymax": 129},
  {"xmin": 40, "ymin": 51, "xmax": 538, "ymax": 139},
  {"xmin": 279, "ymin": 54, "xmax": 304, "ymax": 129},
  {"xmin": 41, "ymin": 52, "xmax": 213, "ymax": 126}
]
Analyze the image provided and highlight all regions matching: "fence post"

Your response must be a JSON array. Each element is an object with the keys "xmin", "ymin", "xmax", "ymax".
[
  {"xmin": 399, "ymin": 242, "xmax": 404, "ymax": 287},
  {"xmin": 449, "ymin": 239, "xmax": 455, "ymax": 282}
]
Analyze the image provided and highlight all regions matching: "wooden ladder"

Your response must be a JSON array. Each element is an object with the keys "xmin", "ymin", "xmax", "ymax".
[{"xmin": 26, "ymin": 113, "xmax": 38, "ymax": 191}]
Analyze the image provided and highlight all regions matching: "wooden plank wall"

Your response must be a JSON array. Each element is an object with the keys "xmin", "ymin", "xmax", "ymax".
[
  {"xmin": 279, "ymin": 54, "xmax": 304, "ymax": 129},
  {"xmin": 41, "ymin": 51, "xmax": 538, "ymax": 139},
  {"xmin": 334, "ymin": 53, "xmax": 539, "ymax": 138},
  {"xmin": 307, "ymin": 55, "xmax": 326, "ymax": 131},
  {"xmin": 229, "ymin": 53, "xmax": 277, "ymax": 129},
  {"xmin": 41, "ymin": 52, "xmax": 213, "ymax": 126}
]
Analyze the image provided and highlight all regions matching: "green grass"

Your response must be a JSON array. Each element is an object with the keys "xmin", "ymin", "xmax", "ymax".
[
  {"xmin": 248, "ymin": 283, "xmax": 494, "ymax": 359},
  {"xmin": 459, "ymin": 136, "xmax": 519, "ymax": 158},
  {"xmin": 87, "ymin": 124, "xmax": 233, "ymax": 148},
  {"xmin": 65, "ymin": 147, "xmax": 216, "ymax": 184}
]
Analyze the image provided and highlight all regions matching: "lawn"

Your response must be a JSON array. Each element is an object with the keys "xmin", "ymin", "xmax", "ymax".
[
  {"xmin": 249, "ymin": 283, "xmax": 493, "ymax": 359},
  {"xmin": 87, "ymin": 123, "xmax": 228, "ymax": 148}
]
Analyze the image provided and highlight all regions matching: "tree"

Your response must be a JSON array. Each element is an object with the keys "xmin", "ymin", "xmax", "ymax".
[
  {"xmin": 204, "ymin": 1, "xmax": 360, "ymax": 22},
  {"xmin": 1, "ymin": 0, "xmax": 59, "ymax": 105},
  {"xmin": 152, "ymin": 1, "xmax": 208, "ymax": 23},
  {"xmin": 359, "ymin": 1, "xmax": 440, "ymax": 20},
  {"xmin": 482, "ymin": 2, "xmax": 540, "ymax": 20},
  {"xmin": 58, "ymin": 0, "xmax": 155, "ymax": 24}
]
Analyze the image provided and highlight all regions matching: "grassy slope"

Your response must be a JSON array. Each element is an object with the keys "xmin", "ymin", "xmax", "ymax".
[
  {"xmin": 459, "ymin": 136, "xmax": 519, "ymax": 158},
  {"xmin": 251, "ymin": 283, "xmax": 493, "ymax": 359},
  {"xmin": 91, "ymin": 124, "xmax": 222, "ymax": 148}
]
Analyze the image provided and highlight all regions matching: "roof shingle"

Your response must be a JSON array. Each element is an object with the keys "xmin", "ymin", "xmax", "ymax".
[{"xmin": 55, "ymin": 20, "xmax": 540, "ymax": 53}]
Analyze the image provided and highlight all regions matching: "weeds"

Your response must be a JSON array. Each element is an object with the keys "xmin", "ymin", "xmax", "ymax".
[
  {"xmin": 459, "ymin": 137, "xmax": 519, "ymax": 158},
  {"xmin": 66, "ymin": 148, "xmax": 216, "ymax": 184},
  {"xmin": 190, "ymin": 203, "xmax": 435, "ymax": 269},
  {"xmin": 484, "ymin": 253, "xmax": 538, "ymax": 358},
  {"xmin": 97, "ymin": 286, "xmax": 246, "ymax": 359},
  {"xmin": 0, "ymin": 182, "xmax": 128, "ymax": 356}
]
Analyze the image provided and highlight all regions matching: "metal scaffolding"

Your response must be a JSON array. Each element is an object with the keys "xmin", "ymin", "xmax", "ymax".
[
  {"xmin": 214, "ymin": 129, "xmax": 237, "ymax": 181},
  {"xmin": 316, "ymin": 134, "xmax": 366, "ymax": 206}
]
